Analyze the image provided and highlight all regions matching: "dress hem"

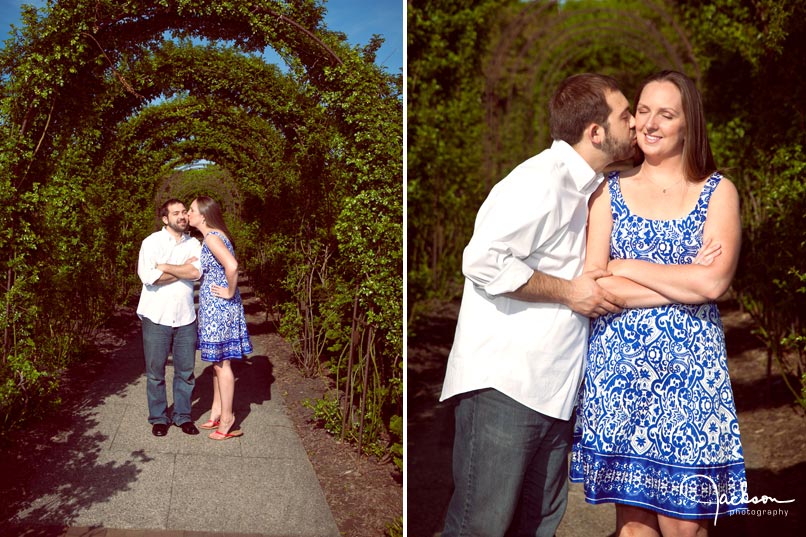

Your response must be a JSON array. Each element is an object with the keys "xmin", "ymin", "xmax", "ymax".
[{"xmin": 573, "ymin": 494, "xmax": 748, "ymax": 521}]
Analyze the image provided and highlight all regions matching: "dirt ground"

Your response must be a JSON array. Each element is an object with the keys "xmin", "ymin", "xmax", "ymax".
[
  {"xmin": 261, "ymin": 325, "xmax": 404, "ymax": 537},
  {"xmin": 407, "ymin": 297, "xmax": 806, "ymax": 537}
]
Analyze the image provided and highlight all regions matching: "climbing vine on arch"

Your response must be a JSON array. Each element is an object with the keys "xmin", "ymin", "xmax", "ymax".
[{"xmin": 0, "ymin": 0, "xmax": 402, "ymax": 464}]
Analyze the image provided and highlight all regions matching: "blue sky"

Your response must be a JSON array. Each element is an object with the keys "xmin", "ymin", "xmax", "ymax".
[{"xmin": 0, "ymin": 0, "xmax": 403, "ymax": 73}]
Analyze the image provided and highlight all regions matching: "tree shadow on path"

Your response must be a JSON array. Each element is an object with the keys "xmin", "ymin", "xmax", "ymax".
[{"xmin": 0, "ymin": 306, "xmax": 148, "ymax": 530}]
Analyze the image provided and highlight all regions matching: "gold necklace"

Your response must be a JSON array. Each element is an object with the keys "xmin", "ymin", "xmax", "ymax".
[{"xmin": 647, "ymin": 176, "xmax": 683, "ymax": 194}]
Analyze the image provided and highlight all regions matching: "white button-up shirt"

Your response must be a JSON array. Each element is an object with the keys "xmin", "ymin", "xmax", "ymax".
[
  {"xmin": 440, "ymin": 141, "xmax": 604, "ymax": 420},
  {"xmin": 136, "ymin": 227, "xmax": 202, "ymax": 327}
]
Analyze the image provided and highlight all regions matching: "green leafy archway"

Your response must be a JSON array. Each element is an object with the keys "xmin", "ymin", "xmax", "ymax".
[
  {"xmin": 1, "ymin": 0, "xmax": 402, "ymax": 463},
  {"xmin": 482, "ymin": 0, "xmax": 699, "ymax": 183}
]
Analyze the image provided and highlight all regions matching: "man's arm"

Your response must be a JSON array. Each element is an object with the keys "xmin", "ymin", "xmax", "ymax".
[
  {"xmin": 505, "ymin": 268, "xmax": 625, "ymax": 318},
  {"xmin": 137, "ymin": 237, "xmax": 162, "ymax": 286},
  {"xmin": 462, "ymin": 170, "xmax": 626, "ymax": 318},
  {"xmin": 155, "ymin": 257, "xmax": 200, "ymax": 285}
]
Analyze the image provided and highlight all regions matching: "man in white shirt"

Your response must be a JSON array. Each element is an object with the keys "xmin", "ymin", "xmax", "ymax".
[
  {"xmin": 137, "ymin": 199, "xmax": 202, "ymax": 437},
  {"xmin": 440, "ymin": 74, "xmax": 636, "ymax": 537}
]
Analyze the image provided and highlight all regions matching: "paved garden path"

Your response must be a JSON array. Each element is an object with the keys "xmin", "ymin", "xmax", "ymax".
[{"xmin": 1, "ymin": 290, "xmax": 339, "ymax": 537}]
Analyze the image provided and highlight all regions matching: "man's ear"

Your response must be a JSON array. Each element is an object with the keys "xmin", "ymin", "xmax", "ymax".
[
  {"xmin": 588, "ymin": 123, "xmax": 605, "ymax": 146},
  {"xmin": 162, "ymin": 216, "xmax": 169, "ymax": 226}
]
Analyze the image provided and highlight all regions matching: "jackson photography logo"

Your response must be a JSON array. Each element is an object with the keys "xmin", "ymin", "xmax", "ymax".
[{"xmin": 680, "ymin": 474, "xmax": 795, "ymax": 525}]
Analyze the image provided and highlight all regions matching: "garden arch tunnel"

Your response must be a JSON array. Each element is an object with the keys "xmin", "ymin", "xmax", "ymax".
[
  {"xmin": 481, "ymin": 0, "xmax": 700, "ymax": 184},
  {"xmin": 98, "ymin": 44, "xmax": 326, "ymax": 237},
  {"xmin": 1, "ymin": 0, "xmax": 403, "ymax": 447}
]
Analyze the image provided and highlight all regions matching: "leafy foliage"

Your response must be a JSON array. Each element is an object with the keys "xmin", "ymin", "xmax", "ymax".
[
  {"xmin": 407, "ymin": 0, "xmax": 507, "ymax": 321},
  {"xmin": 0, "ymin": 0, "xmax": 402, "ymax": 462},
  {"xmin": 679, "ymin": 0, "xmax": 806, "ymax": 406}
]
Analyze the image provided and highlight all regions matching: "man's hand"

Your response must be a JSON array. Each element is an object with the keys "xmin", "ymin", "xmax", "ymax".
[{"xmin": 566, "ymin": 269, "xmax": 625, "ymax": 318}]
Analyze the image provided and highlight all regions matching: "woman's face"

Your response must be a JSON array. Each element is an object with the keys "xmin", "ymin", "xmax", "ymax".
[
  {"xmin": 187, "ymin": 199, "xmax": 202, "ymax": 228},
  {"xmin": 635, "ymin": 80, "xmax": 686, "ymax": 160}
]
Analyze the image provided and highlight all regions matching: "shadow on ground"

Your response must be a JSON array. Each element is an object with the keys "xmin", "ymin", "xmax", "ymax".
[
  {"xmin": 0, "ymin": 291, "xmax": 278, "ymax": 531},
  {"xmin": 0, "ymin": 307, "xmax": 145, "ymax": 528},
  {"xmin": 191, "ymin": 354, "xmax": 275, "ymax": 429}
]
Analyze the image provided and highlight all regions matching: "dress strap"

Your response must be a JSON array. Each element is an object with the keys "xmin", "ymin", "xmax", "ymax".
[
  {"xmin": 204, "ymin": 230, "xmax": 228, "ymax": 244},
  {"xmin": 607, "ymin": 171, "xmax": 629, "ymax": 216},
  {"xmin": 204, "ymin": 230, "xmax": 234, "ymax": 252},
  {"xmin": 695, "ymin": 172, "xmax": 722, "ymax": 215}
]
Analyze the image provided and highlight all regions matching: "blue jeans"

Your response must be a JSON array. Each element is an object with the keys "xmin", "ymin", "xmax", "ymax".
[
  {"xmin": 442, "ymin": 389, "xmax": 572, "ymax": 537},
  {"xmin": 142, "ymin": 317, "xmax": 197, "ymax": 425}
]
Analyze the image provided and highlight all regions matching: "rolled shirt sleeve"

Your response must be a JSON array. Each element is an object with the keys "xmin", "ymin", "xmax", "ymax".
[
  {"xmin": 462, "ymin": 165, "xmax": 555, "ymax": 297},
  {"xmin": 137, "ymin": 237, "xmax": 163, "ymax": 286}
]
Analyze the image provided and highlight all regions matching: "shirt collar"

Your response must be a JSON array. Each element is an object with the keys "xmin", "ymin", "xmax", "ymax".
[
  {"xmin": 160, "ymin": 226, "xmax": 190, "ymax": 244},
  {"xmin": 551, "ymin": 140, "xmax": 603, "ymax": 194}
]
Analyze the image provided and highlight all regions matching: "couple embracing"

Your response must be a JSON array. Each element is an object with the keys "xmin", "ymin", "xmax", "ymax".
[
  {"xmin": 136, "ymin": 196, "xmax": 252, "ymax": 441},
  {"xmin": 440, "ymin": 71, "xmax": 745, "ymax": 537}
]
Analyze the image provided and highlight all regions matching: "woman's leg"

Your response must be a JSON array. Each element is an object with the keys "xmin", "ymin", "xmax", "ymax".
[
  {"xmin": 657, "ymin": 514, "xmax": 708, "ymax": 537},
  {"xmin": 616, "ymin": 504, "xmax": 661, "ymax": 537},
  {"xmin": 209, "ymin": 365, "xmax": 222, "ymax": 422},
  {"xmin": 213, "ymin": 360, "xmax": 236, "ymax": 433}
]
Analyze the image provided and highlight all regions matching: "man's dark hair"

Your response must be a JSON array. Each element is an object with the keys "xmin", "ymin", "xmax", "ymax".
[
  {"xmin": 549, "ymin": 73, "xmax": 621, "ymax": 145},
  {"xmin": 158, "ymin": 198, "xmax": 185, "ymax": 219}
]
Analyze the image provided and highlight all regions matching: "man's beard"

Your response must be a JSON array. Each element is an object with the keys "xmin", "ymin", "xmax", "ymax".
[
  {"xmin": 167, "ymin": 220, "xmax": 188, "ymax": 234},
  {"xmin": 602, "ymin": 129, "xmax": 635, "ymax": 162}
]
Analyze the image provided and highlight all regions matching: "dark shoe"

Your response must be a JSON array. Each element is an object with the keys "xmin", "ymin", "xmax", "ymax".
[
  {"xmin": 152, "ymin": 423, "xmax": 169, "ymax": 437},
  {"xmin": 177, "ymin": 422, "xmax": 199, "ymax": 435}
]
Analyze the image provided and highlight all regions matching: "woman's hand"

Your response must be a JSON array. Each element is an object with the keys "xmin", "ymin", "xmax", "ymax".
[
  {"xmin": 607, "ymin": 237, "xmax": 722, "ymax": 275},
  {"xmin": 210, "ymin": 283, "xmax": 235, "ymax": 299},
  {"xmin": 692, "ymin": 237, "xmax": 721, "ymax": 266}
]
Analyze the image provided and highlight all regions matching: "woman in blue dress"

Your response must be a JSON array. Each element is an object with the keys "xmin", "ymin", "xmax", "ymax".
[
  {"xmin": 187, "ymin": 195, "xmax": 253, "ymax": 440},
  {"xmin": 570, "ymin": 71, "xmax": 746, "ymax": 536}
]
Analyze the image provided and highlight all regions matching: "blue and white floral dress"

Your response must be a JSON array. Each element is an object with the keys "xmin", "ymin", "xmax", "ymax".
[
  {"xmin": 197, "ymin": 231, "xmax": 252, "ymax": 362},
  {"xmin": 570, "ymin": 172, "xmax": 747, "ymax": 520}
]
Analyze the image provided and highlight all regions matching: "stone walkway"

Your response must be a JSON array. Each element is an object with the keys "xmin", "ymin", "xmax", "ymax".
[{"xmin": 0, "ymin": 291, "xmax": 339, "ymax": 537}]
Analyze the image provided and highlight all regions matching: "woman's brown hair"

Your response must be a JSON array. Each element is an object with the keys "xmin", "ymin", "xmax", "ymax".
[
  {"xmin": 194, "ymin": 196, "xmax": 236, "ymax": 249},
  {"xmin": 635, "ymin": 70, "xmax": 717, "ymax": 182}
]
